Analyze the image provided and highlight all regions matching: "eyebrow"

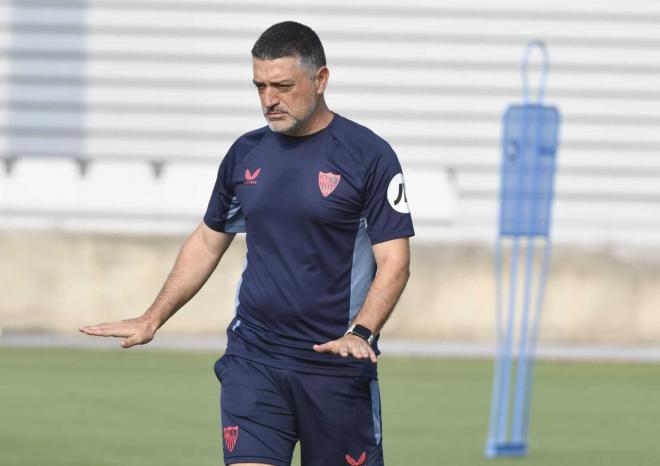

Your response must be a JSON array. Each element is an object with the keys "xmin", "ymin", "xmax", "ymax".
[{"xmin": 252, "ymin": 79, "xmax": 295, "ymax": 86}]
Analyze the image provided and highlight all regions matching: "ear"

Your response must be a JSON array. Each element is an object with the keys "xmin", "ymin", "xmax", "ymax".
[{"xmin": 315, "ymin": 66, "xmax": 330, "ymax": 94}]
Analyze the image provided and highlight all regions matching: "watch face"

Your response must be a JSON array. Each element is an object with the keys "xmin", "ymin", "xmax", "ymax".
[{"xmin": 352, "ymin": 324, "xmax": 372, "ymax": 340}]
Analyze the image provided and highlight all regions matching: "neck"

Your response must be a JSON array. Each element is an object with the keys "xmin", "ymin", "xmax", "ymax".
[{"xmin": 286, "ymin": 99, "xmax": 334, "ymax": 137}]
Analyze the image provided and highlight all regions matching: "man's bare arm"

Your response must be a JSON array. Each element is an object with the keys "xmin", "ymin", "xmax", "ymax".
[
  {"xmin": 313, "ymin": 237, "xmax": 411, "ymax": 362},
  {"xmin": 79, "ymin": 222, "xmax": 235, "ymax": 348}
]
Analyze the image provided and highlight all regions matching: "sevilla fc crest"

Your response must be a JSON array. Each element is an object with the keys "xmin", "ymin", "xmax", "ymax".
[
  {"xmin": 319, "ymin": 171, "xmax": 341, "ymax": 197},
  {"xmin": 223, "ymin": 425, "xmax": 239, "ymax": 452}
]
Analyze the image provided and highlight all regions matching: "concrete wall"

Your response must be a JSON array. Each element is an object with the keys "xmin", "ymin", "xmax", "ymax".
[{"xmin": 2, "ymin": 231, "xmax": 659, "ymax": 344}]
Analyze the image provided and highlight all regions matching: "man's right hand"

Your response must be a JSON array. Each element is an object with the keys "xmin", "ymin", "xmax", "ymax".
[
  {"xmin": 78, "ymin": 223, "xmax": 235, "ymax": 349},
  {"xmin": 79, "ymin": 316, "xmax": 159, "ymax": 348}
]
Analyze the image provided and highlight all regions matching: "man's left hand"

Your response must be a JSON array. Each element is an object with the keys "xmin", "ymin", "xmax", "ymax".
[{"xmin": 313, "ymin": 334, "xmax": 377, "ymax": 363}]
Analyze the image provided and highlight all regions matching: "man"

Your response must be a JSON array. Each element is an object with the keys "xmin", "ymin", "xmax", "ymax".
[{"xmin": 80, "ymin": 21, "xmax": 414, "ymax": 466}]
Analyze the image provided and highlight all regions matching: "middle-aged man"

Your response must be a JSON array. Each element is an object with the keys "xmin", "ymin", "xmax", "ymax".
[{"xmin": 81, "ymin": 21, "xmax": 414, "ymax": 466}]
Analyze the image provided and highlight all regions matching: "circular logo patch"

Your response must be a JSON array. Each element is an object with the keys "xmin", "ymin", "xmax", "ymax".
[{"xmin": 387, "ymin": 173, "xmax": 410, "ymax": 213}]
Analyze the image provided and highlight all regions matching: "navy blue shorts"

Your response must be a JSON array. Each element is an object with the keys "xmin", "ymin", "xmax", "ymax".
[{"xmin": 214, "ymin": 354, "xmax": 384, "ymax": 466}]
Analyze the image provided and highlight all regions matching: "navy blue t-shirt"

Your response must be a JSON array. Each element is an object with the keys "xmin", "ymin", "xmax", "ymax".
[{"xmin": 204, "ymin": 113, "xmax": 414, "ymax": 377}]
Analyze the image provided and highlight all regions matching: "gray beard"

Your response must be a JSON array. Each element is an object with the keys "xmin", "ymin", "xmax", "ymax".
[{"xmin": 267, "ymin": 100, "xmax": 318, "ymax": 135}]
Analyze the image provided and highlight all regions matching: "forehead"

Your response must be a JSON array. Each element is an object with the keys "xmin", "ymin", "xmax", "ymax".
[{"xmin": 252, "ymin": 56, "xmax": 305, "ymax": 81}]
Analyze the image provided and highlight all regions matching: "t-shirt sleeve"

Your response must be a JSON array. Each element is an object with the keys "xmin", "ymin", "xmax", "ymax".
[
  {"xmin": 203, "ymin": 146, "xmax": 245, "ymax": 233},
  {"xmin": 362, "ymin": 145, "xmax": 415, "ymax": 245}
]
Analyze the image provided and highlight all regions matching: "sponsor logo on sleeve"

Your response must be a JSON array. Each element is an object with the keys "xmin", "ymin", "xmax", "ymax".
[{"xmin": 386, "ymin": 173, "xmax": 410, "ymax": 213}]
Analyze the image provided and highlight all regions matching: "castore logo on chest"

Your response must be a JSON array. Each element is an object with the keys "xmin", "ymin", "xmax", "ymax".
[{"xmin": 244, "ymin": 168, "xmax": 261, "ymax": 185}]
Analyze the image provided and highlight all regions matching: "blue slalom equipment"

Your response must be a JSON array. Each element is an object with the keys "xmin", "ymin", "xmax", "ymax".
[{"xmin": 485, "ymin": 40, "xmax": 561, "ymax": 459}]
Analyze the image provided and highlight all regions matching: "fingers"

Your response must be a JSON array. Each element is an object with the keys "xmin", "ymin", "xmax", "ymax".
[
  {"xmin": 366, "ymin": 346, "xmax": 378, "ymax": 363},
  {"xmin": 313, "ymin": 340, "xmax": 348, "ymax": 356},
  {"xmin": 79, "ymin": 320, "xmax": 154, "ymax": 349},
  {"xmin": 79, "ymin": 321, "xmax": 132, "ymax": 337},
  {"xmin": 342, "ymin": 336, "xmax": 375, "ymax": 361},
  {"xmin": 313, "ymin": 342, "xmax": 336, "ymax": 353},
  {"xmin": 121, "ymin": 333, "xmax": 152, "ymax": 349},
  {"xmin": 348, "ymin": 341, "xmax": 370, "ymax": 360},
  {"xmin": 313, "ymin": 336, "xmax": 377, "ymax": 362}
]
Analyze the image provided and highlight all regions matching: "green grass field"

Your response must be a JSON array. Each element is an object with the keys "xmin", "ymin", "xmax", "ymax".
[{"xmin": 1, "ymin": 348, "xmax": 658, "ymax": 466}]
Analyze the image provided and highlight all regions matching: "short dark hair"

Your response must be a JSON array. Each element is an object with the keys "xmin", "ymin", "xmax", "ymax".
[{"xmin": 251, "ymin": 21, "xmax": 326, "ymax": 71}]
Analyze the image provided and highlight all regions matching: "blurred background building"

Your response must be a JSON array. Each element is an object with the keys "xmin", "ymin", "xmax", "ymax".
[{"xmin": 1, "ymin": 0, "xmax": 659, "ymax": 347}]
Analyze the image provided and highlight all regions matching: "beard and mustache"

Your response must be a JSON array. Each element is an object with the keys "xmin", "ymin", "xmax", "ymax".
[{"xmin": 264, "ymin": 99, "xmax": 318, "ymax": 135}]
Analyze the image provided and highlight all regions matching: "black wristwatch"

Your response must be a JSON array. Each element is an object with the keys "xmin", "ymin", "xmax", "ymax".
[{"xmin": 345, "ymin": 324, "xmax": 374, "ymax": 345}]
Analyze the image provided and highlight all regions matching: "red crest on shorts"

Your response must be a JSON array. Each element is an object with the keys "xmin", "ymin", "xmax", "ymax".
[
  {"xmin": 345, "ymin": 451, "xmax": 366, "ymax": 465},
  {"xmin": 223, "ymin": 425, "xmax": 239, "ymax": 452},
  {"xmin": 319, "ymin": 171, "xmax": 341, "ymax": 197}
]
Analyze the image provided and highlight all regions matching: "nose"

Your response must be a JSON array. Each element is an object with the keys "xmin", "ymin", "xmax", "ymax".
[{"xmin": 263, "ymin": 86, "xmax": 280, "ymax": 109}]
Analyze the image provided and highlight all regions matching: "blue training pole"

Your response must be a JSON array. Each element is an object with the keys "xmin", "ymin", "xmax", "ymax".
[{"xmin": 485, "ymin": 39, "xmax": 559, "ymax": 458}]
